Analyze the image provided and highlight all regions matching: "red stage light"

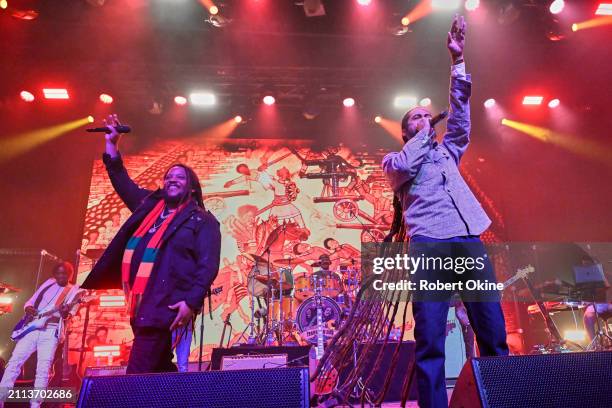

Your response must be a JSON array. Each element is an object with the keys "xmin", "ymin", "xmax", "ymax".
[
  {"xmin": 87, "ymin": 116, "xmax": 95, "ymax": 123},
  {"xmin": 263, "ymin": 95, "xmax": 275, "ymax": 105},
  {"xmin": 548, "ymin": 99, "xmax": 560, "ymax": 108},
  {"xmin": 549, "ymin": 0, "xmax": 564, "ymax": 15},
  {"xmin": 401, "ymin": 17, "xmax": 410, "ymax": 26},
  {"xmin": 209, "ymin": 5, "xmax": 219, "ymax": 15},
  {"xmin": 99, "ymin": 295, "xmax": 125, "ymax": 308},
  {"xmin": 0, "ymin": 1, "xmax": 7, "ymax": 10},
  {"xmin": 484, "ymin": 98, "xmax": 496, "ymax": 108},
  {"xmin": 174, "ymin": 96, "xmax": 187, "ymax": 106},
  {"xmin": 522, "ymin": 96, "xmax": 543, "ymax": 105},
  {"xmin": 343, "ymin": 97, "xmax": 355, "ymax": 107},
  {"xmin": 356, "ymin": 0, "xmax": 371, "ymax": 6},
  {"xmin": 99, "ymin": 93, "xmax": 113, "ymax": 104},
  {"xmin": 43, "ymin": 88, "xmax": 69, "ymax": 100},
  {"xmin": 374, "ymin": 115, "xmax": 382, "ymax": 123},
  {"xmin": 465, "ymin": 0, "xmax": 480, "ymax": 12},
  {"xmin": 20, "ymin": 91, "xmax": 35, "ymax": 102},
  {"xmin": 595, "ymin": 3, "xmax": 612, "ymax": 15},
  {"xmin": 234, "ymin": 115, "xmax": 243, "ymax": 123}
]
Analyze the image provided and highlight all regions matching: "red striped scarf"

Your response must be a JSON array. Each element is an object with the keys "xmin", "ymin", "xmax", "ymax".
[{"xmin": 121, "ymin": 200, "xmax": 185, "ymax": 318}]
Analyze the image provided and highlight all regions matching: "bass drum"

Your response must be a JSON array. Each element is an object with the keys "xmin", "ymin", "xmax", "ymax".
[{"xmin": 295, "ymin": 296, "xmax": 342, "ymax": 344}]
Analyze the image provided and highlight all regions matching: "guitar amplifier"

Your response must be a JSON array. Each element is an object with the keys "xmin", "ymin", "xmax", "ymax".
[{"xmin": 221, "ymin": 353, "xmax": 288, "ymax": 371}]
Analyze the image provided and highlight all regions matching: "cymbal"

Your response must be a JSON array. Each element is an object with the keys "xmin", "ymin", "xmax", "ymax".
[
  {"xmin": 0, "ymin": 282, "xmax": 21, "ymax": 293},
  {"xmin": 244, "ymin": 253, "xmax": 273, "ymax": 265},
  {"xmin": 274, "ymin": 257, "xmax": 306, "ymax": 265}
]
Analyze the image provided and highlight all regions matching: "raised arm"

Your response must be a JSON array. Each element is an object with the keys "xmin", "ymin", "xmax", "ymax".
[
  {"xmin": 442, "ymin": 15, "xmax": 472, "ymax": 164},
  {"xmin": 101, "ymin": 114, "xmax": 151, "ymax": 211}
]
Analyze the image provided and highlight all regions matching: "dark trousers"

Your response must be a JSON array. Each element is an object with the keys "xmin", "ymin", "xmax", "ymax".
[
  {"xmin": 126, "ymin": 327, "xmax": 177, "ymax": 374},
  {"xmin": 409, "ymin": 235, "xmax": 509, "ymax": 408}
]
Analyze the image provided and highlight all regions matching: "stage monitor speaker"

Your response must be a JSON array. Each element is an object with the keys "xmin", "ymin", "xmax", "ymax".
[
  {"xmin": 77, "ymin": 366, "xmax": 309, "ymax": 408},
  {"xmin": 450, "ymin": 351, "xmax": 612, "ymax": 408}
]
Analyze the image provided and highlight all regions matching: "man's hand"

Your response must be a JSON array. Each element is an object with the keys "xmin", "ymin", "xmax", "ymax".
[
  {"xmin": 25, "ymin": 306, "xmax": 37, "ymax": 316},
  {"xmin": 447, "ymin": 15, "xmax": 466, "ymax": 63},
  {"xmin": 168, "ymin": 301, "xmax": 193, "ymax": 331},
  {"xmin": 59, "ymin": 304, "xmax": 71, "ymax": 319},
  {"xmin": 104, "ymin": 114, "xmax": 123, "ymax": 158}
]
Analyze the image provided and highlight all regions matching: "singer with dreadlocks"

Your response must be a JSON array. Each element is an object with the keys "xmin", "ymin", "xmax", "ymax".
[
  {"xmin": 81, "ymin": 114, "xmax": 221, "ymax": 374},
  {"xmin": 381, "ymin": 16, "xmax": 509, "ymax": 407}
]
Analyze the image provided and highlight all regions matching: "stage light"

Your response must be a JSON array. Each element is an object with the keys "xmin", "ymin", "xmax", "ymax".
[
  {"xmin": 0, "ymin": 296, "xmax": 12, "ymax": 305},
  {"xmin": 20, "ymin": 91, "xmax": 34, "ymax": 102},
  {"xmin": 356, "ymin": 0, "xmax": 371, "ymax": 6},
  {"xmin": 548, "ymin": 98, "xmax": 560, "ymax": 108},
  {"xmin": 99, "ymin": 295, "xmax": 125, "ymax": 308},
  {"xmin": 43, "ymin": 88, "xmax": 69, "ymax": 100},
  {"xmin": 401, "ymin": 17, "xmax": 410, "ymax": 26},
  {"xmin": 394, "ymin": 95, "xmax": 418, "ymax": 109},
  {"xmin": 549, "ymin": 0, "xmax": 564, "ymax": 15},
  {"xmin": 99, "ymin": 93, "xmax": 113, "ymax": 104},
  {"xmin": 174, "ymin": 96, "xmax": 187, "ymax": 106},
  {"xmin": 564, "ymin": 329, "xmax": 586, "ymax": 342},
  {"xmin": 465, "ymin": 0, "xmax": 480, "ymax": 12},
  {"xmin": 596, "ymin": 3, "xmax": 612, "ymax": 16},
  {"xmin": 484, "ymin": 98, "xmax": 496, "ymax": 108},
  {"xmin": 93, "ymin": 345, "xmax": 121, "ymax": 358},
  {"xmin": 419, "ymin": 97, "xmax": 432, "ymax": 107},
  {"xmin": 374, "ymin": 115, "xmax": 382, "ymax": 123},
  {"xmin": 87, "ymin": 116, "xmax": 94, "ymax": 123},
  {"xmin": 522, "ymin": 96, "xmax": 543, "ymax": 105},
  {"xmin": 190, "ymin": 92, "xmax": 216, "ymax": 106},
  {"xmin": 432, "ymin": 0, "xmax": 461, "ymax": 11},
  {"xmin": 263, "ymin": 95, "xmax": 275, "ymax": 105},
  {"xmin": 343, "ymin": 97, "xmax": 355, "ymax": 107},
  {"xmin": 234, "ymin": 115, "xmax": 243, "ymax": 123},
  {"xmin": 209, "ymin": 5, "xmax": 218, "ymax": 15},
  {"xmin": 572, "ymin": 16, "xmax": 612, "ymax": 32},
  {"xmin": 0, "ymin": 1, "xmax": 7, "ymax": 10}
]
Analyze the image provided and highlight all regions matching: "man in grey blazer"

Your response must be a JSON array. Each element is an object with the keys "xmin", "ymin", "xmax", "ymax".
[{"xmin": 383, "ymin": 15, "xmax": 509, "ymax": 408}]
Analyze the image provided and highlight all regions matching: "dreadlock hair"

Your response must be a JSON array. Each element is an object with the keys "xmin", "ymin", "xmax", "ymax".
[
  {"xmin": 313, "ymin": 195, "xmax": 411, "ymax": 406},
  {"xmin": 164, "ymin": 164, "xmax": 205, "ymax": 209},
  {"xmin": 383, "ymin": 195, "xmax": 406, "ymax": 243}
]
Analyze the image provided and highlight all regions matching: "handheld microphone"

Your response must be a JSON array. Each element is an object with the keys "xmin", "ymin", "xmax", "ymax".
[
  {"xmin": 86, "ymin": 125, "xmax": 131, "ymax": 134},
  {"xmin": 430, "ymin": 109, "xmax": 449, "ymax": 127}
]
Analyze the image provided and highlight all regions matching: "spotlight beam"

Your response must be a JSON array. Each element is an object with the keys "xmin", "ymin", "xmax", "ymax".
[
  {"xmin": 375, "ymin": 116, "xmax": 403, "ymax": 143},
  {"xmin": 0, "ymin": 117, "xmax": 92, "ymax": 162},
  {"xmin": 501, "ymin": 118, "xmax": 612, "ymax": 165},
  {"xmin": 189, "ymin": 117, "xmax": 240, "ymax": 141},
  {"xmin": 572, "ymin": 16, "xmax": 612, "ymax": 31}
]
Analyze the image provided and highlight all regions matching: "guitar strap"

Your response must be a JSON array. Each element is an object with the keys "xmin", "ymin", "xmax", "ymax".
[
  {"xmin": 54, "ymin": 285, "xmax": 72, "ymax": 308},
  {"xmin": 32, "ymin": 282, "xmax": 55, "ymax": 310}
]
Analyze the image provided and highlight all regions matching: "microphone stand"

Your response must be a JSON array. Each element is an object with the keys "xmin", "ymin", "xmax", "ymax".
[
  {"xmin": 261, "ymin": 223, "xmax": 288, "ymax": 346},
  {"xmin": 198, "ymin": 302, "xmax": 205, "ymax": 371}
]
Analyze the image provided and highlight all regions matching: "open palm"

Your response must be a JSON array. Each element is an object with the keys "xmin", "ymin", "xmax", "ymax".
[{"xmin": 447, "ymin": 15, "xmax": 466, "ymax": 60}]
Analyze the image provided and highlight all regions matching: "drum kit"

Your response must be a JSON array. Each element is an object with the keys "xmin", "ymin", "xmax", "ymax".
[{"xmin": 238, "ymin": 253, "xmax": 361, "ymax": 346}]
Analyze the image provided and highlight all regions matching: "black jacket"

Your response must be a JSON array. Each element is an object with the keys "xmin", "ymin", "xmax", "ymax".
[{"xmin": 81, "ymin": 153, "xmax": 221, "ymax": 328}]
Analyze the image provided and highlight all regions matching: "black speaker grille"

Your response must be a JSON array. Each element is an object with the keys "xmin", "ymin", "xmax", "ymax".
[
  {"xmin": 473, "ymin": 351, "xmax": 612, "ymax": 408},
  {"xmin": 77, "ymin": 367, "xmax": 309, "ymax": 408}
]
